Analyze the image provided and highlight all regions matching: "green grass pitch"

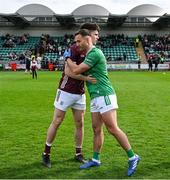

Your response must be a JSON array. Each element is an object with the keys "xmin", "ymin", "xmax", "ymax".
[{"xmin": 0, "ymin": 71, "xmax": 170, "ymax": 178}]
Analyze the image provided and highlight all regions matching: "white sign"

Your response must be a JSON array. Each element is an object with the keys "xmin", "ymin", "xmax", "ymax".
[{"xmin": 107, "ymin": 63, "xmax": 170, "ymax": 70}]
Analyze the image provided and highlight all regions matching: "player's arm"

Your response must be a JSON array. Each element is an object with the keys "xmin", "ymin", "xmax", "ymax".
[
  {"xmin": 65, "ymin": 61, "xmax": 96, "ymax": 84},
  {"xmin": 66, "ymin": 58, "xmax": 89, "ymax": 74}
]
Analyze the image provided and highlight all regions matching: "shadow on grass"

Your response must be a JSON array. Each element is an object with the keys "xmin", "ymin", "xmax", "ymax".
[
  {"xmin": 0, "ymin": 158, "xmax": 125, "ymax": 179},
  {"xmin": 1, "ymin": 158, "xmax": 169, "ymax": 179}
]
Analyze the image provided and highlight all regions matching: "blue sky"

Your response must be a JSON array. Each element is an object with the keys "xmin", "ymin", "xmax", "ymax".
[{"xmin": 0, "ymin": 0, "xmax": 169, "ymax": 14}]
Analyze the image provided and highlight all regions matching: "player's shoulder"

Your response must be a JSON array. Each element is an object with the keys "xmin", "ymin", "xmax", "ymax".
[
  {"xmin": 94, "ymin": 47, "xmax": 103, "ymax": 54},
  {"xmin": 70, "ymin": 43, "xmax": 85, "ymax": 56},
  {"xmin": 89, "ymin": 46, "xmax": 101, "ymax": 54},
  {"xmin": 88, "ymin": 47, "xmax": 104, "ymax": 60},
  {"xmin": 70, "ymin": 44, "xmax": 79, "ymax": 52}
]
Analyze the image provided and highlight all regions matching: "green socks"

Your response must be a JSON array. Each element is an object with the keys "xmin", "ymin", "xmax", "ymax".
[
  {"xmin": 93, "ymin": 149, "xmax": 135, "ymax": 161},
  {"xmin": 127, "ymin": 149, "xmax": 135, "ymax": 158},
  {"xmin": 93, "ymin": 152, "xmax": 100, "ymax": 160}
]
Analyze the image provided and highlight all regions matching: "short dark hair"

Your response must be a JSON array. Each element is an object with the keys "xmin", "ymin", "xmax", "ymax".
[
  {"xmin": 75, "ymin": 29, "xmax": 91, "ymax": 37},
  {"xmin": 80, "ymin": 23, "xmax": 100, "ymax": 32}
]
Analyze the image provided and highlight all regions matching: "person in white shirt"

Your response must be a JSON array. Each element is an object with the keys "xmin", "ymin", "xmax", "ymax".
[
  {"xmin": 36, "ymin": 53, "xmax": 42, "ymax": 69},
  {"xmin": 30, "ymin": 56, "xmax": 38, "ymax": 79}
]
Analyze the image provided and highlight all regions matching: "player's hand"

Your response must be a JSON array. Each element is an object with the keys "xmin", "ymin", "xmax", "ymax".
[{"xmin": 86, "ymin": 75, "xmax": 97, "ymax": 84}]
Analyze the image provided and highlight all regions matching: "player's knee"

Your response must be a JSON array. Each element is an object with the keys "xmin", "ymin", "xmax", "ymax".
[
  {"xmin": 107, "ymin": 126, "xmax": 120, "ymax": 136},
  {"xmin": 52, "ymin": 116, "xmax": 64, "ymax": 128},
  {"xmin": 92, "ymin": 125, "xmax": 102, "ymax": 135}
]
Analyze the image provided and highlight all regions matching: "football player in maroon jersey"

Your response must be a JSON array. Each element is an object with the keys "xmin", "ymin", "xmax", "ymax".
[{"xmin": 42, "ymin": 23, "xmax": 100, "ymax": 168}]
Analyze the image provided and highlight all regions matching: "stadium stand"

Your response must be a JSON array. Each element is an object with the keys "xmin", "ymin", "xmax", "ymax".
[
  {"xmin": 100, "ymin": 35, "xmax": 138, "ymax": 62},
  {"xmin": 0, "ymin": 34, "xmax": 139, "ymax": 63},
  {"xmin": 0, "ymin": 3, "xmax": 170, "ymax": 70},
  {"xmin": 141, "ymin": 34, "xmax": 170, "ymax": 63}
]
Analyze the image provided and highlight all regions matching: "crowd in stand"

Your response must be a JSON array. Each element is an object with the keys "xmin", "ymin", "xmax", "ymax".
[
  {"xmin": 141, "ymin": 34, "xmax": 170, "ymax": 63},
  {"xmin": 1, "ymin": 33, "xmax": 29, "ymax": 48},
  {"xmin": 0, "ymin": 33, "xmax": 170, "ymax": 70},
  {"xmin": 34, "ymin": 33, "xmax": 74, "ymax": 56},
  {"xmin": 99, "ymin": 34, "xmax": 134, "ymax": 48}
]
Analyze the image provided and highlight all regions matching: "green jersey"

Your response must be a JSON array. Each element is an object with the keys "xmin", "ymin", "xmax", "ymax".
[{"xmin": 83, "ymin": 47, "xmax": 115, "ymax": 99}]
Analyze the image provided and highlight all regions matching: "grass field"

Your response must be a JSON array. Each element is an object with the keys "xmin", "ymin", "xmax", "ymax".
[{"xmin": 0, "ymin": 71, "xmax": 170, "ymax": 179}]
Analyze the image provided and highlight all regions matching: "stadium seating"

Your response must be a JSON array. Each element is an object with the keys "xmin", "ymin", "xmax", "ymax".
[
  {"xmin": 0, "ymin": 37, "xmax": 40, "ymax": 62},
  {"xmin": 3, "ymin": 34, "xmax": 170, "ymax": 64},
  {"xmin": 0, "ymin": 34, "xmax": 138, "ymax": 63},
  {"xmin": 102, "ymin": 45, "xmax": 138, "ymax": 62},
  {"xmin": 141, "ymin": 34, "xmax": 170, "ymax": 62}
]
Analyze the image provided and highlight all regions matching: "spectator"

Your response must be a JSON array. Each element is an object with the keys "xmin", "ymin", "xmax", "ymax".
[
  {"xmin": 30, "ymin": 57, "xmax": 38, "ymax": 79},
  {"xmin": 148, "ymin": 57, "xmax": 153, "ymax": 71}
]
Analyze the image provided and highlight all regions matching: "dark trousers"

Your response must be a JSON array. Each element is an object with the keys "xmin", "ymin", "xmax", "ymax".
[
  {"xmin": 148, "ymin": 64, "xmax": 153, "ymax": 71},
  {"xmin": 32, "ymin": 69, "xmax": 37, "ymax": 79}
]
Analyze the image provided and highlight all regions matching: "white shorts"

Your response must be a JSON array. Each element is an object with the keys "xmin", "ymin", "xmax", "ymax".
[
  {"xmin": 90, "ymin": 94, "xmax": 118, "ymax": 114},
  {"xmin": 54, "ymin": 89, "xmax": 86, "ymax": 111}
]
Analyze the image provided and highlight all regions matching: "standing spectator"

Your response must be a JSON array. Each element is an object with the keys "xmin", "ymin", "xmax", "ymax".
[
  {"xmin": 135, "ymin": 37, "xmax": 139, "ymax": 47},
  {"xmin": 148, "ymin": 57, "xmax": 153, "ymax": 71},
  {"xmin": 154, "ymin": 58, "xmax": 159, "ymax": 71},
  {"xmin": 138, "ymin": 53, "xmax": 141, "ymax": 70},
  {"xmin": 160, "ymin": 56, "xmax": 165, "ymax": 64},
  {"xmin": 30, "ymin": 56, "xmax": 38, "ymax": 79},
  {"xmin": 36, "ymin": 53, "xmax": 42, "ymax": 69},
  {"xmin": 25, "ymin": 57, "xmax": 31, "ymax": 73}
]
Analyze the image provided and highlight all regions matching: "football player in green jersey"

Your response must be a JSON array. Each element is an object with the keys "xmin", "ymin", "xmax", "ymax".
[{"xmin": 66, "ymin": 29, "xmax": 140, "ymax": 176}]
